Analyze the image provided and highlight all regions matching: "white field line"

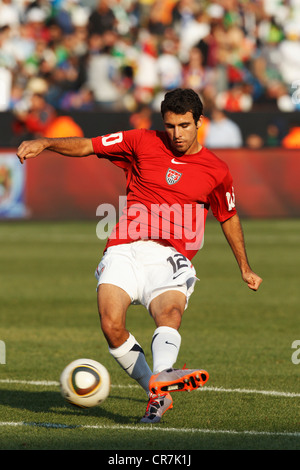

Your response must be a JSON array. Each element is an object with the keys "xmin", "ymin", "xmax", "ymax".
[
  {"xmin": 0, "ymin": 421, "xmax": 299, "ymax": 438},
  {"xmin": 0, "ymin": 378, "xmax": 299, "ymax": 398},
  {"xmin": 1, "ymin": 379, "xmax": 299, "ymax": 438}
]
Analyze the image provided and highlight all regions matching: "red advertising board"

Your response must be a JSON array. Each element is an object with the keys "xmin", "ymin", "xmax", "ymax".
[
  {"xmin": 218, "ymin": 148, "xmax": 300, "ymax": 218},
  {"xmin": 1, "ymin": 148, "xmax": 299, "ymax": 219}
]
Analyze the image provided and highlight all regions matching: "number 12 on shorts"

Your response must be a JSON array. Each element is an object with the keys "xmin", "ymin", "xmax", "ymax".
[{"xmin": 167, "ymin": 254, "xmax": 189, "ymax": 278}]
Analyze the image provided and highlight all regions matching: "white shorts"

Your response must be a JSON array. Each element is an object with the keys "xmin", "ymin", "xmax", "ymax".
[{"xmin": 95, "ymin": 240, "xmax": 198, "ymax": 311}]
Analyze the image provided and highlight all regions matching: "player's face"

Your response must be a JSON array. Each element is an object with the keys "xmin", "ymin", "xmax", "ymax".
[{"xmin": 163, "ymin": 111, "xmax": 202, "ymax": 155}]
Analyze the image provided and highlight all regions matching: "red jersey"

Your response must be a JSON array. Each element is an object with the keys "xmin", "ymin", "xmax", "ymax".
[{"xmin": 92, "ymin": 129, "xmax": 236, "ymax": 260}]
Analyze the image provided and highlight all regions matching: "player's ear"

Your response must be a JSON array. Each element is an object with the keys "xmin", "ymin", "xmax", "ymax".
[{"xmin": 196, "ymin": 115, "xmax": 203, "ymax": 129}]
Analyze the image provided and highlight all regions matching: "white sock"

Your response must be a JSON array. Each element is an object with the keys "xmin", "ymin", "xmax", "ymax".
[
  {"xmin": 109, "ymin": 333, "xmax": 152, "ymax": 394},
  {"xmin": 151, "ymin": 326, "xmax": 181, "ymax": 374}
]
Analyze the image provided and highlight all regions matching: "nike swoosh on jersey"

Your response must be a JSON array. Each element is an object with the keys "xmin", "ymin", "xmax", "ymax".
[{"xmin": 171, "ymin": 158, "xmax": 187, "ymax": 165}]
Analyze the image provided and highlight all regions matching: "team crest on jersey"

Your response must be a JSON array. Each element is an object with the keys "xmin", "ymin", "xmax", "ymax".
[{"xmin": 166, "ymin": 168, "xmax": 182, "ymax": 185}]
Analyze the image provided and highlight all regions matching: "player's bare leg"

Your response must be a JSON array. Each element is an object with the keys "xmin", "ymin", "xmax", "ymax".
[
  {"xmin": 97, "ymin": 284, "xmax": 152, "ymax": 394},
  {"xmin": 97, "ymin": 283, "xmax": 131, "ymax": 348},
  {"xmin": 150, "ymin": 289, "xmax": 185, "ymax": 330}
]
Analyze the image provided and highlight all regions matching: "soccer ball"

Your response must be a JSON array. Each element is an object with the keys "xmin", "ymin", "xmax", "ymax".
[{"xmin": 60, "ymin": 358, "xmax": 110, "ymax": 408}]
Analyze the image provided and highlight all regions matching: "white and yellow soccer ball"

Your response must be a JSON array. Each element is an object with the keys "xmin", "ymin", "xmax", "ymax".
[{"xmin": 60, "ymin": 358, "xmax": 110, "ymax": 408}]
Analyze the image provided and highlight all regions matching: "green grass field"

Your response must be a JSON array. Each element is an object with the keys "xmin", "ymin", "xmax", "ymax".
[{"xmin": 0, "ymin": 218, "xmax": 299, "ymax": 451}]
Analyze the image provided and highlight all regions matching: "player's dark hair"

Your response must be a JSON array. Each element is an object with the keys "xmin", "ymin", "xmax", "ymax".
[{"xmin": 161, "ymin": 88, "xmax": 203, "ymax": 124}]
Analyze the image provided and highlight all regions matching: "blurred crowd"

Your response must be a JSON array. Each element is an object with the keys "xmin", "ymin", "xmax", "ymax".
[{"xmin": 0, "ymin": 0, "xmax": 300, "ymax": 147}]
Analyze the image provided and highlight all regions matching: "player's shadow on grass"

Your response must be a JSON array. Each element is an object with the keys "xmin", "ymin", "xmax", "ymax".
[{"xmin": 0, "ymin": 389, "xmax": 145, "ymax": 424}]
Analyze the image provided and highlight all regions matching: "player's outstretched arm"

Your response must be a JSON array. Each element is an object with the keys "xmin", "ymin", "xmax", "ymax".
[
  {"xmin": 16, "ymin": 137, "xmax": 94, "ymax": 164},
  {"xmin": 221, "ymin": 213, "xmax": 262, "ymax": 291}
]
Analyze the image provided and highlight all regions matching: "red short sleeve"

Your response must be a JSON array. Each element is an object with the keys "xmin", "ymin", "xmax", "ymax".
[{"xmin": 208, "ymin": 169, "xmax": 237, "ymax": 222}]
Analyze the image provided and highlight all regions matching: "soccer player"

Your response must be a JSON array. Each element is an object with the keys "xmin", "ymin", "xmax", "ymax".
[{"xmin": 16, "ymin": 88, "xmax": 262, "ymax": 423}]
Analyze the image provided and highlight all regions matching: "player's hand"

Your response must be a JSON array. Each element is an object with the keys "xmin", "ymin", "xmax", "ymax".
[
  {"xmin": 242, "ymin": 270, "xmax": 263, "ymax": 291},
  {"xmin": 16, "ymin": 139, "xmax": 47, "ymax": 164}
]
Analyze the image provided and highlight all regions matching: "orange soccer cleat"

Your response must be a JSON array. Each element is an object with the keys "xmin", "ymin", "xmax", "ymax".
[
  {"xmin": 140, "ymin": 392, "xmax": 173, "ymax": 423},
  {"xmin": 149, "ymin": 367, "xmax": 209, "ymax": 395}
]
